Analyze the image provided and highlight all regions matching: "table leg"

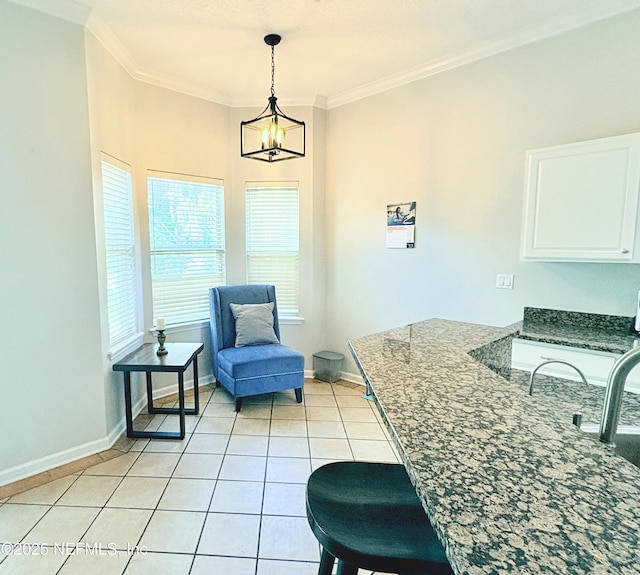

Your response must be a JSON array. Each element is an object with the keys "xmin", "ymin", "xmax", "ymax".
[
  {"xmin": 146, "ymin": 360, "xmax": 199, "ymax": 416},
  {"xmin": 146, "ymin": 371, "xmax": 154, "ymax": 413},
  {"xmin": 123, "ymin": 372, "xmax": 135, "ymax": 438},
  {"xmin": 193, "ymin": 355, "xmax": 200, "ymax": 415},
  {"xmin": 121, "ymin": 371, "xmax": 185, "ymax": 440},
  {"xmin": 178, "ymin": 371, "xmax": 186, "ymax": 439}
]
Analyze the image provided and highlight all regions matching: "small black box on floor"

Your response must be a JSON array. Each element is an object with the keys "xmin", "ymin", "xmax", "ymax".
[{"xmin": 313, "ymin": 350, "xmax": 344, "ymax": 383}]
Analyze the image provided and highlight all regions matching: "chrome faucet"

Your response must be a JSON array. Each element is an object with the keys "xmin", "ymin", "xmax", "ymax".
[
  {"xmin": 599, "ymin": 345, "xmax": 640, "ymax": 445},
  {"xmin": 528, "ymin": 358, "xmax": 589, "ymax": 396}
]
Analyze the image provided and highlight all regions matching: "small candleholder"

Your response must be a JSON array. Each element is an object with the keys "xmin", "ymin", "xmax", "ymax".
[{"xmin": 156, "ymin": 329, "xmax": 168, "ymax": 356}]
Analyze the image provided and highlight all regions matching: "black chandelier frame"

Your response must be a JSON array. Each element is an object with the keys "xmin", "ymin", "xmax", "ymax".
[{"xmin": 240, "ymin": 34, "xmax": 306, "ymax": 163}]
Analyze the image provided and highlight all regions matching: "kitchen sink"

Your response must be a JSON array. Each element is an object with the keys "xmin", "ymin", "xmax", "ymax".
[{"xmin": 582, "ymin": 425, "xmax": 640, "ymax": 469}]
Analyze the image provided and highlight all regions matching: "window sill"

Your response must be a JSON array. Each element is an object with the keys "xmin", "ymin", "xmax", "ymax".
[
  {"xmin": 108, "ymin": 332, "xmax": 145, "ymax": 363},
  {"xmin": 145, "ymin": 316, "xmax": 304, "ymax": 336},
  {"xmin": 147, "ymin": 319, "xmax": 210, "ymax": 335},
  {"xmin": 279, "ymin": 315, "xmax": 305, "ymax": 325}
]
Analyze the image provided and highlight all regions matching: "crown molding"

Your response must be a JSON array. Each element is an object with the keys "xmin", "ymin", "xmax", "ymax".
[
  {"xmin": 133, "ymin": 74, "xmax": 319, "ymax": 108},
  {"xmin": 85, "ymin": 11, "xmax": 140, "ymax": 76},
  {"xmin": 326, "ymin": 0, "xmax": 640, "ymax": 109},
  {"xmin": 313, "ymin": 95, "xmax": 328, "ymax": 109},
  {"xmin": 230, "ymin": 95, "xmax": 322, "ymax": 109},
  {"xmin": 8, "ymin": 0, "xmax": 89, "ymax": 25},
  {"xmin": 85, "ymin": 15, "xmax": 318, "ymax": 108},
  {"xmin": 12, "ymin": 0, "xmax": 640, "ymax": 112},
  {"xmin": 134, "ymin": 68, "xmax": 232, "ymax": 106},
  {"xmin": 7, "ymin": 0, "xmax": 325, "ymax": 109},
  {"xmin": 85, "ymin": 12, "xmax": 232, "ymax": 105}
]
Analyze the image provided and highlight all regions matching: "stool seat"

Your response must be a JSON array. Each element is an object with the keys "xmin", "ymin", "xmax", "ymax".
[{"xmin": 306, "ymin": 462, "xmax": 454, "ymax": 575}]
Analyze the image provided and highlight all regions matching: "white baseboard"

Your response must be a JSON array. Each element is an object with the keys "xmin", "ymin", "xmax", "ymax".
[
  {"xmin": 305, "ymin": 368, "xmax": 364, "ymax": 386},
  {"xmin": 0, "ymin": 435, "xmax": 113, "ymax": 488},
  {"xmin": 338, "ymin": 371, "xmax": 365, "ymax": 385},
  {"xmin": 1, "ymin": 372, "xmax": 363, "ymax": 488},
  {"xmin": 0, "ymin": 374, "xmax": 214, "ymax": 488}
]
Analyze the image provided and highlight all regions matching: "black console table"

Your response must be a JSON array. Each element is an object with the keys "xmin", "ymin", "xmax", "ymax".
[{"xmin": 113, "ymin": 342, "xmax": 204, "ymax": 439}]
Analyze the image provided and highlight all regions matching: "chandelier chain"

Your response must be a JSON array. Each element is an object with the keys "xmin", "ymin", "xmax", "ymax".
[{"xmin": 270, "ymin": 45, "xmax": 276, "ymax": 97}]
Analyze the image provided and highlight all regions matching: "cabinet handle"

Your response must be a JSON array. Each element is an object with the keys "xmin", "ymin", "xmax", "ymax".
[{"xmin": 621, "ymin": 248, "xmax": 630, "ymax": 254}]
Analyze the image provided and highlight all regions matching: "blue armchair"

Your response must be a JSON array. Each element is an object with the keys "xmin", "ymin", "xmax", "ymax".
[{"xmin": 209, "ymin": 284, "xmax": 304, "ymax": 412}]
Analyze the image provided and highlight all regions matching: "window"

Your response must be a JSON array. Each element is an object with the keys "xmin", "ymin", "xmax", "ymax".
[
  {"xmin": 148, "ymin": 172, "xmax": 225, "ymax": 325},
  {"xmin": 101, "ymin": 159, "xmax": 138, "ymax": 348},
  {"xmin": 245, "ymin": 183, "xmax": 299, "ymax": 315}
]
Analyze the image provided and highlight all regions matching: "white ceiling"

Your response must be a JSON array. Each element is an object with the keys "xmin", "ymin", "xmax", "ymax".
[{"xmin": 12, "ymin": 0, "xmax": 640, "ymax": 108}]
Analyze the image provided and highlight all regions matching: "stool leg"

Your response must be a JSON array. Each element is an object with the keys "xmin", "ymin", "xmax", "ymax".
[
  {"xmin": 336, "ymin": 561, "xmax": 359, "ymax": 575},
  {"xmin": 317, "ymin": 549, "xmax": 335, "ymax": 575}
]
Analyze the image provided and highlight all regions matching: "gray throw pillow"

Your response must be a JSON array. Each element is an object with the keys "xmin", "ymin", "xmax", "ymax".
[{"xmin": 229, "ymin": 302, "xmax": 280, "ymax": 347}]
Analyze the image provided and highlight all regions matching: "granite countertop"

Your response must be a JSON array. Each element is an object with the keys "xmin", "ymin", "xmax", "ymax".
[
  {"xmin": 518, "ymin": 307, "xmax": 638, "ymax": 354},
  {"xmin": 509, "ymin": 369, "xmax": 640, "ymax": 428},
  {"xmin": 349, "ymin": 318, "xmax": 640, "ymax": 575}
]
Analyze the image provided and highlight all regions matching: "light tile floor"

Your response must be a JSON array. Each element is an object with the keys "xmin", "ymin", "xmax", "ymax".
[{"xmin": 0, "ymin": 380, "xmax": 399, "ymax": 575}]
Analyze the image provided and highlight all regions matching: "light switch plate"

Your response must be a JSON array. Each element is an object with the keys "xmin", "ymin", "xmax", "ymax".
[{"xmin": 496, "ymin": 274, "xmax": 514, "ymax": 289}]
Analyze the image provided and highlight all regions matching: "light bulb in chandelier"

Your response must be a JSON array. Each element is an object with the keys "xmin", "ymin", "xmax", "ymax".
[{"xmin": 260, "ymin": 120, "xmax": 286, "ymax": 150}]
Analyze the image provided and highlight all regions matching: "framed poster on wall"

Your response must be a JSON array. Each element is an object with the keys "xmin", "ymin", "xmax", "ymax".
[{"xmin": 386, "ymin": 201, "xmax": 416, "ymax": 248}]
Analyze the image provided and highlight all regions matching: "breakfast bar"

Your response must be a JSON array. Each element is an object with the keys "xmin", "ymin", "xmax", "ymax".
[{"xmin": 349, "ymin": 318, "xmax": 640, "ymax": 575}]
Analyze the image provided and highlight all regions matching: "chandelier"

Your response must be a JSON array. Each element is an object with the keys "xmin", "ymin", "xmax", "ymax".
[{"xmin": 240, "ymin": 34, "xmax": 306, "ymax": 162}]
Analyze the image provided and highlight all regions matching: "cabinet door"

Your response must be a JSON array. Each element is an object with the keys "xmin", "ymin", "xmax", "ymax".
[{"xmin": 521, "ymin": 132, "xmax": 640, "ymax": 262}]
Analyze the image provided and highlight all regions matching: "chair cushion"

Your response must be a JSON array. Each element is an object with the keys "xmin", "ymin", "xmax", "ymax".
[
  {"xmin": 230, "ymin": 302, "xmax": 280, "ymax": 347},
  {"xmin": 218, "ymin": 344, "xmax": 304, "ymax": 380}
]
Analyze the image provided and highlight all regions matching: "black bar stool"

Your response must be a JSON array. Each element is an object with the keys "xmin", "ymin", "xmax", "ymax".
[{"xmin": 306, "ymin": 462, "xmax": 454, "ymax": 575}]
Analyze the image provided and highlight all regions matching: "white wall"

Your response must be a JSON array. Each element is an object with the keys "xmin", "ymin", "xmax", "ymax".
[
  {"xmin": 85, "ymin": 30, "xmax": 137, "ymax": 435},
  {"xmin": 0, "ymin": 2, "xmax": 106, "ymax": 481},
  {"xmin": 86, "ymin": 35, "xmax": 233, "ymax": 410},
  {"xmin": 134, "ymin": 80, "xmax": 231, "ymax": 388},
  {"xmin": 326, "ymin": 9, "xmax": 640, "ymax": 376}
]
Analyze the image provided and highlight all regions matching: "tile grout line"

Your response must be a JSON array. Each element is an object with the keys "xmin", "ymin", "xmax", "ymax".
[
  {"xmin": 130, "ymin": 383, "xmax": 215, "ymax": 566},
  {"xmin": 253, "ymin": 391, "xmax": 275, "ymax": 575},
  {"xmin": 1, "ymin": 381, "xmax": 387, "ymax": 575},
  {"xmin": 187, "ymin": 386, "xmax": 223, "ymax": 574}
]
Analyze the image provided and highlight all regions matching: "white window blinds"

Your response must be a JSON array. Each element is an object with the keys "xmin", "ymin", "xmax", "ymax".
[
  {"xmin": 101, "ymin": 160, "xmax": 138, "ymax": 347},
  {"xmin": 148, "ymin": 172, "xmax": 225, "ymax": 325},
  {"xmin": 245, "ymin": 184, "xmax": 299, "ymax": 315}
]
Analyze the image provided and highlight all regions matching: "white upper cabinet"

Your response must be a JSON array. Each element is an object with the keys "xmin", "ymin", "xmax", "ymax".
[{"xmin": 521, "ymin": 132, "xmax": 640, "ymax": 262}]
